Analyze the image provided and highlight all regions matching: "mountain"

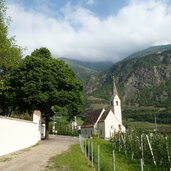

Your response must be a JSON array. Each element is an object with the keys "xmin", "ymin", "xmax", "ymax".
[
  {"xmin": 59, "ymin": 58, "xmax": 98, "ymax": 82},
  {"xmin": 59, "ymin": 58, "xmax": 113, "ymax": 82},
  {"xmin": 125, "ymin": 44, "xmax": 171, "ymax": 60},
  {"xmin": 85, "ymin": 46, "xmax": 171, "ymax": 124},
  {"xmin": 66, "ymin": 59, "xmax": 114, "ymax": 71}
]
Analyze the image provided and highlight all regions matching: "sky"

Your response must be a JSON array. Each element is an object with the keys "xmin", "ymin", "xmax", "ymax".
[{"xmin": 5, "ymin": 0, "xmax": 171, "ymax": 62}]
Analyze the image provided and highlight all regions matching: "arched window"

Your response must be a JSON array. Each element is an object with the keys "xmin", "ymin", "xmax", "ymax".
[
  {"xmin": 116, "ymin": 101, "xmax": 118, "ymax": 106},
  {"xmin": 118, "ymin": 124, "xmax": 121, "ymax": 131}
]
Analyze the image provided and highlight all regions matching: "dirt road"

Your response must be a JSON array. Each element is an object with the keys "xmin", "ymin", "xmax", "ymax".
[{"xmin": 0, "ymin": 135, "xmax": 78, "ymax": 171}]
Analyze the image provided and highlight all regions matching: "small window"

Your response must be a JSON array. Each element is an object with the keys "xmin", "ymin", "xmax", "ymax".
[
  {"xmin": 118, "ymin": 124, "xmax": 121, "ymax": 131},
  {"xmin": 116, "ymin": 101, "xmax": 118, "ymax": 106}
]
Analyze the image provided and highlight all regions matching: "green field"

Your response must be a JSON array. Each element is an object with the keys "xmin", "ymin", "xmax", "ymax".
[{"xmin": 126, "ymin": 121, "xmax": 170, "ymax": 129}]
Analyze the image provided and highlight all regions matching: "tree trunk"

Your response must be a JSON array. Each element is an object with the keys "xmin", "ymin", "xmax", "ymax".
[{"xmin": 45, "ymin": 115, "xmax": 49, "ymax": 139}]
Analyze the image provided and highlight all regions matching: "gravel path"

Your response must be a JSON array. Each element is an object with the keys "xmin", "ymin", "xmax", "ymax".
[{"xmin": 0, "ymin": 135, "xmax": 78, "ymax": 171}]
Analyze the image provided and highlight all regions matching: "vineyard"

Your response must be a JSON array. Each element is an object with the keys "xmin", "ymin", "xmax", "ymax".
[
  {"xmin": 80, "ymin": 130, "xmax": 171, "ymax": 171},
  {"xmin": 111, "ymin": 130, "xmax": 171, "ymax": 170}
]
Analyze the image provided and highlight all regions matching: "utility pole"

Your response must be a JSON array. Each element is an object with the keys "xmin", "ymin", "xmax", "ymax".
[{"xmin": 154, "ymin": 107, "xmax": 157, "ymax": 133}]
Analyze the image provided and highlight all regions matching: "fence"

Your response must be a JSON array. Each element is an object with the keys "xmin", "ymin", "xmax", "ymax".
[
  {"xmin": 79, "ymin": 133, "xmax": 171, "ymax": 171},
  {"xmin": 79, "ymin": 135, "xmax": 119, "ymax": 171}
]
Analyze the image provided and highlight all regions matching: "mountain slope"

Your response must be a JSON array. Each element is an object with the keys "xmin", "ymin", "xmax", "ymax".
[
  {"xmin": 125, "ymin": 44, "xmax": 171, "ymax": 60},
  {"xmin": 59, "ymin": 58, "xmax": 98, "ymax": 81},
  {"xmin": 87, "ymin": 49, "xmax": 171, "ymax": 106},
  {"xmin": 85, "ymin": 49, "xmax": 171, "ymax": 124}
]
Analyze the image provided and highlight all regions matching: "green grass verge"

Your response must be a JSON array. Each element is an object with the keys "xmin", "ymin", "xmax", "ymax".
[{"xmin": 47, "ymin": 144, "xmax": 92, "ymax": 171}]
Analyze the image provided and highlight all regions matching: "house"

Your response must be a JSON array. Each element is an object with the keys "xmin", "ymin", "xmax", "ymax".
[
  {"xmin": 81, "ymin": 76, "xmax": 125, "ymax": 139},
  {"xmin": 33, "ymin": 110, "xmax": 46, "ymax": 139}
]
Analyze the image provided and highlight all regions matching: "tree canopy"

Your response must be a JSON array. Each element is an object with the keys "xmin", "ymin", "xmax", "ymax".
[
  {"xmin": 10, "ymin": 47, "xmax": 83, "ymax": 138},
  {"xmin": 0, "ymin": 0, "xmax": 22, "ymax": 115}
]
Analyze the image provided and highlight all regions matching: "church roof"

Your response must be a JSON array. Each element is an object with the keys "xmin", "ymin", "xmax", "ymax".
[
  {"xmin": 82, "ymin": 109, "xmax": 103, "ymax": 128},
  {"xmin": 99, "ymin": 110, "xmax": 110, "ymax": 122}
]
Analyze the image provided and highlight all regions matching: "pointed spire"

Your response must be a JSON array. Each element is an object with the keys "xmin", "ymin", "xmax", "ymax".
[{"xmin": 112, "ymin": 76, "xmax": 118, "ymax": 97}]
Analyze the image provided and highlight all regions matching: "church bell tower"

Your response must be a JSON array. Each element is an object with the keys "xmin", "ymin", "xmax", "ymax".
[{"xmin": 110, "ymin": 76, "xmax": 122, "ymax": 124}]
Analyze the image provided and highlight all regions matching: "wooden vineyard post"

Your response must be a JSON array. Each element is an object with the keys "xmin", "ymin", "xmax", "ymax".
[
  {"xmin": 98, "ymin": 145, "xmax": 100, "ymax": 171},
  {"xmin": 140, "ymin": 158, "xmax": 144, "ymax": 171},
  {"xmin": 91, "ymin": 142, "xmax": 94, "ymax": 168},
  {"xmin": 146, "ymin": 135, "xmax": 156, "ymax": 166},
  {"xmin": 85, "ymin": 139, "xmax": 87, "ymax": 158},
  {"xmin": 88, "ymin": 141, "xmax": 90, "ymax": 160},
  {"xmin": 113, "ymin": 150, "xmax": 116, "ymax": 171}
]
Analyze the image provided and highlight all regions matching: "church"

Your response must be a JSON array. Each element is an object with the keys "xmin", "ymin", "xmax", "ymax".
[{"xmin": 81, "ymin": 76, "xmax": 125, "ymax": 139}]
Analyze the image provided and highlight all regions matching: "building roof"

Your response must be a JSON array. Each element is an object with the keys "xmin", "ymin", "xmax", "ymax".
[
  {"xmin": 33, "ymin": 110, "xmax": 41, "ymax": 116},
  {"xmin": 99, "ymin": 110, "xmax": 110, "ymax": 122},
  {"xmin": 82, "ymin": 109, "xmax": 103, "ymax": 128}
]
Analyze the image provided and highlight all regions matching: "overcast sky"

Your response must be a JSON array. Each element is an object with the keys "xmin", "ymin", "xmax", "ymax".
[{"xmin": 6, "ymin": 0, "xmax": 171, "ymax": 62}]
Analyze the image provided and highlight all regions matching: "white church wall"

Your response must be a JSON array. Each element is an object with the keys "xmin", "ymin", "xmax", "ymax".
[
  {"xmin": 0, "ymin": 116, "xmax": 41, "ymax": 156},
  {"xmin": 113, "ymin": 94, "xmax": 122, "ymax": 124},
  {"xmin": 104, "ymin": 111, "xmax": 116, "ymax": 138}
]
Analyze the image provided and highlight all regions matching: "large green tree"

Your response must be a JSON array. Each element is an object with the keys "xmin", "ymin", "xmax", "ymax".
[
  {"xmin": 10, "ymin": 47, "xmax": 83, "ymax": 138},
  {"xmin": 0, "ymin": 0, "xmax": 22, "ymax": 115}
]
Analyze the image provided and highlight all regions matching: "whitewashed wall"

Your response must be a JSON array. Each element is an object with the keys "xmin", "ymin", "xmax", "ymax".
[{"xmin": 0, "ymin": 116, "xmax": 41, "ymax": 156}]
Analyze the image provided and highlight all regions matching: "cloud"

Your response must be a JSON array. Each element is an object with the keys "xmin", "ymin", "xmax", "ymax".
[
  {"xmin": 6, "ymin": 0, "xmax": 171, "ymax": 62},
  {"xmin": 86, "ymin": 0, "xmax": 96, "ymax": 5}
]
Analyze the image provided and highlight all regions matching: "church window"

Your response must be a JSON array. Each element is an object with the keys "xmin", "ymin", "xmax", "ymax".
[
  {"xmin": 118, "ymin": 124, "xmax": 121, "ymax": 131},
  {"xmin": 116, "ymin": 101, "xmax": 118, "ymax": 106}
]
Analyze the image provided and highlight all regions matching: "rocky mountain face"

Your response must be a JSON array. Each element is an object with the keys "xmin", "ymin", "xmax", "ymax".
[{"xmin": 86, "ymin": 49, "xmax": 171, "ymax": 110}]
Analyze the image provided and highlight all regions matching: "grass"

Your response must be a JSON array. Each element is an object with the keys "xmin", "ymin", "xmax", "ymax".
[
  {"xmin": 47, "ymin": 144, "xmax": 93, "ymax": 171},
  {"xmin": 0, "ymin": 157, "xmax": 11, "ymax": 162},
  {"xmin": 92, "ymin": 138, "xmax": 140, "ymax": 171},
  {"xmin": 47, "ymin": 136, "xmax": 165, "ymax": 171}
]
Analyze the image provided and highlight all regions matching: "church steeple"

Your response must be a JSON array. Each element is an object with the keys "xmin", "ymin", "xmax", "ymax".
[
  {"xmin": 110, "ymin": 76, "xmax": 122, "ymax": 124},
  {"xmin": 112, "ymin": 76, "xmax": 118, "ymax": 97}
]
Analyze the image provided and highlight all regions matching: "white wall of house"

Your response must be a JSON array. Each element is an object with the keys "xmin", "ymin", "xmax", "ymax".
[{"xmin": 0, "ymin": 116, "xmax": 41, "ymax": 156}]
